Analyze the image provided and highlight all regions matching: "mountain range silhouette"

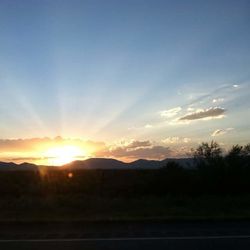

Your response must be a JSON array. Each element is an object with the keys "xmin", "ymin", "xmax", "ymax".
[{"xmin": 0, "ymin": 157, "xmax": 193, "ymax": 170}]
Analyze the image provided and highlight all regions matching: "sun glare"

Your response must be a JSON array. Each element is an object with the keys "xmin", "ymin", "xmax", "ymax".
[{"xmin": 44, "ymin": 145, "xmax": 85, "ymax": 166}]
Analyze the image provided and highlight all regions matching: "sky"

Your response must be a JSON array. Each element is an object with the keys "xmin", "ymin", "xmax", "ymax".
[{"xmin": 0, "ymin": 0, "xmax": 250, "ymax": 164}]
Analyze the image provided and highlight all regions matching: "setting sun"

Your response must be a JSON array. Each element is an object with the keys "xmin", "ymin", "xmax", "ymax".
[{"xmin": 44, "ymin": 145, "xmax": 86, "ymax": 166}]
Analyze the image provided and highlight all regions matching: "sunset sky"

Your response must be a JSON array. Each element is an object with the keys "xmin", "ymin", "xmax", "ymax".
[{"xmin": 0, "ymin": 0, "xmax": 250, "ymax": 165}]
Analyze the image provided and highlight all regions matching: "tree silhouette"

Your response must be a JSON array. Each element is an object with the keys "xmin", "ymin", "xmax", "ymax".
[
  {"xmin": 193, "ymin": 141, "xmax": 222, "ymax": 160},
  {"xmin": 192, "ymin": 141, "xmax": 223, "ymax": 170}
]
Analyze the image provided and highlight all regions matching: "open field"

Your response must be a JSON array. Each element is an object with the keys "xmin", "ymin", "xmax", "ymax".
[{"xmin": 1, "ymin": 194, "xmax": 250, "ymax": 222}]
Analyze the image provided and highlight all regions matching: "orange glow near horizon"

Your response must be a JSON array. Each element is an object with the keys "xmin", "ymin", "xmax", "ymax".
[{"xmin": 43, "ymin": 145, "xmax": 87, "ymax": 166}]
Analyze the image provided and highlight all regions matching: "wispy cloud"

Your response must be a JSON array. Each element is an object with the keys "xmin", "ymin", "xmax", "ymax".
[
  {"xmin": 211, "ymin": 128, "xmax": 234, "ymax": 137},
  {"xmin": 187, "ymin": 84, "xmax": 240, "ymax": 107},
  {"xmin": 3, "ymin": 157, "xmax": 43, "ymax": 162},
  {"xmin": 179, "ymin": 107, "xmax": 226, "ymax": 121},
  {"xmin": 160, "ymin": 107, "xmax": 182, "ymax": 118}
]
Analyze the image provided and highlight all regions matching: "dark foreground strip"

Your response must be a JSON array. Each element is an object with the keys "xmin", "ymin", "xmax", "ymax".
[{"xmin": 1, "ymin": 235, "xmax": 250, "ymax": 242}]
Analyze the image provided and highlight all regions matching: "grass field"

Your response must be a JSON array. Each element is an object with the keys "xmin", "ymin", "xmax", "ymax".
[{"xmin": 1, "ymin": 194, "xmax": 250, "ymax": 222}]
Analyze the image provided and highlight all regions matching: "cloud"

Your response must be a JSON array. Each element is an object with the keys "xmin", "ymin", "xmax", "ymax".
[
  {"xmin": 100, "ymin": 145, "xmax": 172, "ymax": 160},
  {"xmin": 211, "ymin": 129, "xmax": 224, "ymax": 137},
  {"xmin": 162, "ymin": 137, "xmax": 191, "ymax": 144},
  {"xmin": 0, "ymin": 136, "xmax": 199, "ymax": 162},
  {"xmin": 2, "ymin": 157, "xmax": 43, "ymax": 162},
  {"xmin": 182, "ymin": 84, "xmax": 240, "ymax": 111},
  {"xmin": 211, "ymin": 128, "xmax": 234, "ymax": 137},
  {"xmin": 162, "ymin": 137, "xmax": 180, "ymax": 144},
  {"xmin": 94, "ymin": 139, "xmax": 172, "ymax": 160},
  {"xmin": 183, "ymin": 138, "xmax": 191, "ymax": 143},
  {"xmin": 144, "ymin": 124, "xmax": 153, "ymax": 128},
  {"xmin": 128, "ymin": 124, "xmax": 153, "ymax": 130},
  {"xmin": 0, "ymin": 137, "xmax": 170, "ymax": 162},
  {"xmin": 126, "ymin": 140, "xmax": 152, "ymax": 149},
  {"xmin": 212, "ymin": 98, "xmax": 224, "ymax": 103},
  {"xmin": 187, "ymin": 107, "xmax": 194, "ymax": 112},
  {"xmin": 0, "ymin": 137, "xmax": 106, "ymax": 153},
  {"xmin": 160, "ymin": 107, "xmax": 182, "ymax": 118},
  {"xmin": 179, "ymin": 107, "xmax": 226, "ymax": 121}
]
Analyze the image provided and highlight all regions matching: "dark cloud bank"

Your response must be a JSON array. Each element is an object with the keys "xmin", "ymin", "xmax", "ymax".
[{"xmin": 179, "ymin": 107, "xmax": 226, "ymax": 121}]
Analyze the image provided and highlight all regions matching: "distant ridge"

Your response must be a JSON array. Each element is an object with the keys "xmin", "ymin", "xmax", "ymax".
[
  {"xmin": 64, "ymin": 158, "xmax": 194, "ymax": 169},
  {"xmin": 63, "ymin": 158, "xmax": 126, "ymax": 170},
  {"xmin": 0, "ymin": 161, "xmax": 38, "ymax": 171},
  {"xmin": 0, "ymin": 157, "xmax": 194, "ymax": 171}
]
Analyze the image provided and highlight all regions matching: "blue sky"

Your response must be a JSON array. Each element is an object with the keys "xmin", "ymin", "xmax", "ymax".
[{"xmin": 0, "ymin": 0, "xmax": 250, "ymax": 162}]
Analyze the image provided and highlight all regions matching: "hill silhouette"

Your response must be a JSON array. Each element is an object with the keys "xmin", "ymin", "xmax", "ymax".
[
  {"xmin": 0, "ymin": 161, "xmax": 38, "ymax": 171},
  {"xmin": 0, "ymin": 157, "xmax": 193, "ymax": 170}
]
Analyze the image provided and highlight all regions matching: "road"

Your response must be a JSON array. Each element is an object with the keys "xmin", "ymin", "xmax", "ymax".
[{"xmin": 0, "ymin": 220, "xmax": 250, "ymax": 249}]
